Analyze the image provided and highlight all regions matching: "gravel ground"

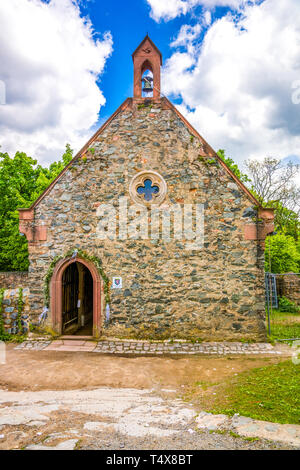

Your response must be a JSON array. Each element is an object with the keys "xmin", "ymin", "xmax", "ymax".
[
  {"xmin": 79, "ymin": 428, "xmax": 293, "ymax": 450},
  {"xmin": 0, "ymin": 346, "xmax": 296, "ymax": 450},
  {"xmin": 0, "ymin": 387, "xmax": 296, "ymax": 450}
]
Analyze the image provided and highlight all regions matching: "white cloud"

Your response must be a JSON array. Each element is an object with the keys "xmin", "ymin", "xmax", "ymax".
[
  {"xmin": 0, "ymin": 0, "xmax": 113, "ymax": 165},
  {"xmin": 161, "ymin": 0, "xmax": 300, "ymax": 183},
  {"xmin": 147, "ymin": 0, "xmax": 189, "ymax": 22},
  {"xmin": 147, "ymin": 0, "xmax": 257, "ymax": 22},
  {"xmin": 203, "ymin": 10, "xmax": 212, "ymax": 26},
  {"xmin": 171, "ymin": 24, "xmax": 202, "ymax": 48}
]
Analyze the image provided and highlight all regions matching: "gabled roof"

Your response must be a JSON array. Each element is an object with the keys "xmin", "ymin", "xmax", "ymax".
[
  {"xmin": 132, "ymin": 35, "xmax": 163, "ymax": 66},
  {"xmin": 19, "ymin": 96, "xmax": 262, "ymax": 215},
  {"xmin": 162, "ymin": 98, "xmax": 260, "ymax": 206},
  {"xmin": 19, "ymin": 98, "xmax": 132, "ymax": 214}
]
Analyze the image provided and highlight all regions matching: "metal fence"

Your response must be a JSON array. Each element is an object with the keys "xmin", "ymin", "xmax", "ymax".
[
  {"xmin": 265, "ymin": 273, "xmax": 278, "ymax": 308},
  {"xmin": 265, "ymin": 273, "xmax": 300, "ymax": 341}
]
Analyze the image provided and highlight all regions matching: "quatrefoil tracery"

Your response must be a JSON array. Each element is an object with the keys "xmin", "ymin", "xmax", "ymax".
[
  {"xmin": 137, "ymin": 179, "xmax": 159, "ymax": 202},
  {"xmin": 129, "ymin": 171, "xmax": 167, "ymax": 206}
]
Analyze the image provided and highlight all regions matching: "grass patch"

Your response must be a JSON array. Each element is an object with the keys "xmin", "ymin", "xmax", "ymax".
[
  {"xmin": 0, "ymin": 333, "xmax": 27, "ymax": 343},
  {"xmin": 268, "ymin": 309, "xmax": 300, "ymax": 340},
  {"xmin": 229, "ymin": 431, "xmax": 259, "ymax": 442},
  {"xmin": 209, "ymin": 429, "xmax": 259, "ymax": 442},
  {"xmin": 271, "ymin": 323, "xmax": 300, "ymax": 340},
  {"xmin": 194, "ymin": 380, "xmax": 219, "ymax": 391},
  {"xmin": 209, "ymin": 429, "xmax": 226, "ymax": 435},
  {"xmin": 207, "ymin": 361, "xmax": 300, "ymax": 425}
]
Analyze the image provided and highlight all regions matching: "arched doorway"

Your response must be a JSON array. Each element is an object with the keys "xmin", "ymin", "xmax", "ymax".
[
  {"xmin": 51, "ymin": 257, "xmax": 102, "ymax": 337},
  {"xmin": 61, "ymin": 262, "xmax": 94, "ymax": 335}
]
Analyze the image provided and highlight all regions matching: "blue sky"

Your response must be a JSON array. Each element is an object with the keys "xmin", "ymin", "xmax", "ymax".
[
  {"xmin": 0, "ymin": 0, "xmax": 300, "ymax": 181},
  {"xmin": 80, "ymin": 0, "xmax": 233, "ymax": 123}
]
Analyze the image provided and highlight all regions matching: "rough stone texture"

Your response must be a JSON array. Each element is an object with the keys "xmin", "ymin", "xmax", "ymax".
[
  {"xmin": 15, "ymin": 339, "xmax": 282, "ymax": 356},
  {"xmin": 196, "ymin": 412, "xmax": 300, "ymax": 448},
  {"xmin": 1, "ymin": 288, "xmax": 30, "ymax": 335},
  {"xmin": 14, "ymin": 339, "xmax": 52, "ymax": 350},
  {"xmin": 0, "ymin": 272, "xmax": 28, "ymax": 290},
  {"xmin": 26, "ymin": 439, "xmax": 79, "ymax": 451},
  {"xmin": 20, "ymin": 98, "xmax": 267, "ymax": 341},
  {"xmin": 0, "ymin": 387, "xmax": 297, "ymax": 450},
  {"xmin": 277, "ymin": 274, "xmax": 300, "ymax": 306}
]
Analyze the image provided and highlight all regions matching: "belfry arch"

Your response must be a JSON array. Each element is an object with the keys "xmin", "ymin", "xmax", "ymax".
[
  {"xmin": 141, "ymin": 60, "xmax": 154, "ymax": 97},
  {"xmin": 132, "ymin": 35, "xmax": 162, "ymax": 99}
]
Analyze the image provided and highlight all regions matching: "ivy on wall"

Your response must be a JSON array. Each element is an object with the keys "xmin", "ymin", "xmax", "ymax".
[
  {"xmin": 0, "ymin": 287, "xmax": 25, "ymax": 338},
  {"xmin": 43, "ymin": 249, "xmax": 110, "ymax": 308},
  {"xmin": 0, "ymin": 288, "xmax": 4, "ymax": 335},
  {"xmin": 17, "ymin": 288, "xmax": 24, "ymax": 333}
]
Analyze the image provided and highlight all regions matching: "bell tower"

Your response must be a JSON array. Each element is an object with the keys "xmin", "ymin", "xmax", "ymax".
[{"xmin": 132, "ymin": 35, "xmax": 162, "ymax": 100}]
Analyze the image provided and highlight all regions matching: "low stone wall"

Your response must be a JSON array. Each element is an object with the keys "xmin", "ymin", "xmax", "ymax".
[
  {"xmin": 0, "ymin": 288, "xmax": 30, "ymax": 335},
  {"xmin": 277, "ymin": 274, "xmax": 300, "ymax": 306},
  {"xmin": 0, "ymin": 272, "xmax": 29, "ymax": 290}
]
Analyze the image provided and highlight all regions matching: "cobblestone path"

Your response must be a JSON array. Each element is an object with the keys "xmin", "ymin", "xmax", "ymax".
[{"xmin": 14, "ymin": 339, "xmax": 284, "ymax": 355}]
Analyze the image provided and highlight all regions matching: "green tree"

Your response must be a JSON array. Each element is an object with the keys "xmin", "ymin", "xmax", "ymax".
[
  {"xmin": 217, "ymin": 149, "xmax": 251, "ymax": 184},
  {"xmin": 47, "ymin": 143, "xmax": 74, "ymax": 180},
  {"xmin": 217, "ymin": 151, "xmax": 300, "ymax": 271},
  {"xmin": 0, "ymin": 145, "xmax": 73, "ymax": 271},
  {"xmin": 245, "ymin": 157, "xmax": 300, "ymax": 211},
  {"xmin": 265, "ymin": 201, "xmax": 300, "ymax": 241},
  {"xmin": 265, "ymin": 233, "xmax": 300, "ymax": 274}
]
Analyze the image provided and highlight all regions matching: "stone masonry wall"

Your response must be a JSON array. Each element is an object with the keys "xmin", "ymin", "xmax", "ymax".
[
  {"xmin": 0, "ymin": 288, "xmax": 30, "ymax": 335},
  {"xmin": 25, "ymin": 99, "xmax": 266, "ymax": 341},
  {"xmin": 278, "ymin": 274, "xmax": 300, "ymax": 306},
  {"xmin": 0, "ymin": 272, "xmax": 29, "ymax": 290}
]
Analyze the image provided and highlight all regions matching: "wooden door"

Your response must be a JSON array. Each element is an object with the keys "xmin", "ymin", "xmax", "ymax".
[{"xmin": 62, "ymin": 263, "xmax": 79, "ymax": 333}]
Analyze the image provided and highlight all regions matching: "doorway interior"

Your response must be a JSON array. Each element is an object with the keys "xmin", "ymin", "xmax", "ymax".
[{"xmin": 62, "ymin": 261, "xmax": 93, "ymax": 336}]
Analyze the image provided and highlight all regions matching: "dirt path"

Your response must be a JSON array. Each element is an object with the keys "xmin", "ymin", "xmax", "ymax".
[
  {"xmin": 0, "ymin": 346, "xmax": 294, "ymax": 450},
  {"xmin": 0, "ymin": 344, "xmax": 285, "ymax": 391}
]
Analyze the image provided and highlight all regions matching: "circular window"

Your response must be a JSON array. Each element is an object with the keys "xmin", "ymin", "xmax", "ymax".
[{"xmin": 129, "ymin": 171, "xmax": 167, "ymax": 206}]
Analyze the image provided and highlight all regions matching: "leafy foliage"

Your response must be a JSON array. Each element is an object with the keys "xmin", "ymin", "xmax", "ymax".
[
  {"xmin": 268, "ymin": 202, "xmax": 300, "ymax": 241},
  {"xmin": 278, "ymin": 296, "xmax": 300, "ymax": 314},
  {"xmin": 217, "ymin": 151, "xmax": 300, "ymax": 272},
  {"xmin": 0, "ymin": 288, "xmax": 4, "ymax": 335},
  {"xmin": 0, "ymin": 143, "xmax": 299, "ymax": 281},
  {"xmin": 245, "ymin": 157, "xmax": 300, "ymax": 242},
  {"xmin": 0, "ymin": 287, "xmax": 28, "ymax": 341},
  {"xmin": 265, "ymin": 233, "xmax": 300, "ymax": 274},
  {"xmin": 0, "ymin": 145, "xmax": 73, "ymax": 271},
  {"xmin": 217, "ymin": 149, "xmax": 251, "ymax": 183},
  {"xmin": 43, "ymin": 248, "xmax": 110, "ymax": 308},
  {"xmin": 245, "ymin": 157, "xmax": 300, "ymax": 214},
  {"xmin": 17, "ymin": 288, "xmax": 24, "ymax": 332}
]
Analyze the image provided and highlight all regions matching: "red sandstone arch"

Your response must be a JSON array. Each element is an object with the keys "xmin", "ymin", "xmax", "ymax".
[
  {"xmin": 132, "ymin": 35, "xmax": 162, "ymax": 99},
  {"xmin": 141, "ymin": 59, "xmax": 153, "ymax": 75},
  {"xmin": 50, "ymin": 257, "xmax": 102, "ymax": 338}
]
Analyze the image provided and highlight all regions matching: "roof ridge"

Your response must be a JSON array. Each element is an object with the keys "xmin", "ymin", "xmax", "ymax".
[
  {"xmin": 19, "ymin": 96, "xmax": 261, "ymax": 213},
  {"xmin": 19, "ymin": 98, "xmax": 132, "ymax": 212},
  {"xmin": 161, "ymin": 97, "xmax": 261, "ymax": 207}
]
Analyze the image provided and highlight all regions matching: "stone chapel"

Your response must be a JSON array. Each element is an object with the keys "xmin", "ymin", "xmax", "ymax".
[{"xmin": 16, "ymin": 36, "xmax": 275, "ymax": 341}]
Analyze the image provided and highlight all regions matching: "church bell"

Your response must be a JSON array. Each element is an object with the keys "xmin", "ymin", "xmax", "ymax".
[{"xmin": 142, "ymin": 76, "xmax": 153, "ymax": 93}]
